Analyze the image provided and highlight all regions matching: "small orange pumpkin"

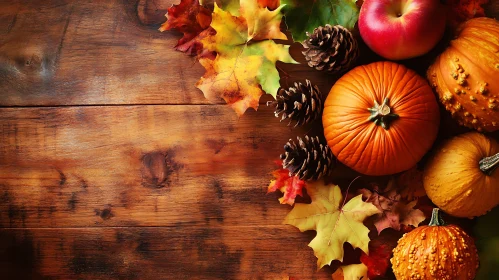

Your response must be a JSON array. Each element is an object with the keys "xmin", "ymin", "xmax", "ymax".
[
  {"xmin": 323, "ymin": 61, "xmax": 440, "ymax": 176},
  {"xmin": 427, "ymin": 17, "xmax": 499, "ymax": 132},
  {"xmin": 391, "ymin": 208, "xmax": 479, "ymax": 280},
  {"xmin": 423, "ymin": 132, "xmax": 499, "ymax": 218}
]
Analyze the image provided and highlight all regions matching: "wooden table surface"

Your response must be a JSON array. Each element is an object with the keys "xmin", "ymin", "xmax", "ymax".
[
  {"xmin": 1, "ymin": 1, "xmax": 498, "ymax": 279},
  {"xmin": 0, "ymin": 0, "xmax": 341, "ymax": 279}
]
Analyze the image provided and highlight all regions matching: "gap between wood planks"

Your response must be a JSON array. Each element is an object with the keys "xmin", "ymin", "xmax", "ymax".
[
  {"xmin": 0, "ymin": 225, "xmax": 293, "ymax": 230},
  {"xmin": 0, "ymin": 103, "xmax": 266, "ymax": 108}
]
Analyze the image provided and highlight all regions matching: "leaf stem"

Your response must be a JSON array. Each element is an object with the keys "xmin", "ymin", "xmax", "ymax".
[{"xmin": 342, "ymin": 176, "xmax": 361, "ymax": 207}]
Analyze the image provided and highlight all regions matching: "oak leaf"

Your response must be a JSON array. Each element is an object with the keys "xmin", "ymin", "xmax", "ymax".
[
  {"xmin": 446, "ymin": 0, "xmax": 489, "ymax": 29},
  {"xmin": 159, "ymin": 0, "xmax": 213, "ymax": 55},
  {"xmin": 281, "ymin": 0, "xmax": 359, "ymax": 42},
  {"xmin": 331, "ymin": 263, "xmax": 369, "ymax": 280},
  {"xmin": 197, "ymin": 0, "xmax": 297, "ymax": 116},
  {"xmin": 268, "ymin": 165, "xmax": 306, "ymax": 205},
  {"xmin": 359, "ymin": 185, "xmax": 425, "ymax": 234},
  {"xmin": 284, "ymin": 181, "xmax": 380, "ymax": 269}
]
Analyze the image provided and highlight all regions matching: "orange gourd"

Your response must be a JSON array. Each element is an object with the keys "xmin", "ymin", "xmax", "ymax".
[
  {"xmin": 423, "ymin": 132, "xmax": 499, "ymax": 218},
  {"xmin": 427, "ymin": 17, "xmax": 499, "ymax": 132},
  {"xmin": 391, "ymin": 208, "xmax": 479, "ymax": 280},
  {"xmin": 322, "ymin": 61, "xmax": 440, "ymax": 176}
]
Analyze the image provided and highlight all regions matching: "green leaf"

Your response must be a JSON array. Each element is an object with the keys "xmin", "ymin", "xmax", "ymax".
[
  {"xmin": 474, "ymin": 206, "xmax": 499, "ymax": 279},
  {"xmin": 281, "ymin": 0, "xmax": 359, "ymax": 42}
]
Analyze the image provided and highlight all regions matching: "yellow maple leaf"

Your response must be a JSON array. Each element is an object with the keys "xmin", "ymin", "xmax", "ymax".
[
  {"xmin": 284, "ymin": 181, "xmax": 381, "ymax": 269},
  {"xmin": 331, "ymin": 263, "xmax": 369, "ymax": 280},
  {"xmin": 196, "ymin": 0, "xmax": 297, "ymax": 116}
]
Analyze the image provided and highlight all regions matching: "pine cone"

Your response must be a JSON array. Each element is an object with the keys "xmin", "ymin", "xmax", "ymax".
[
  {"xmin": 302, "ymin": 24, "xmax": 359, "ymax": 73},
  {"xmin": 280, "ymin": 136, "xmax": 335, "ymax": 181},
  {"xmin": 266, "ymin": 80, "xmax": 322, "ymax": 127}
]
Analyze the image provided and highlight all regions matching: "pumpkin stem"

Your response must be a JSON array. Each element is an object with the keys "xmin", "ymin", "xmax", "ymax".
[
  {"xmin": 479, "ymin": 152, "xmax": 499, "ymax": 176},
  {"xmin": 367, "ymin": 97, "xmax": 399, "ymax": 130},
  {"xmin": 428, "ymin": 208, "xmax": 445, "ymax": 226}
]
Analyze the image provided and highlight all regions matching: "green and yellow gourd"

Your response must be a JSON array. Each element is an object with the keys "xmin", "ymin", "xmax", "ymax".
[{"xmin": 424, "ymin": 132, "xmax": 499, "ymax": 218}]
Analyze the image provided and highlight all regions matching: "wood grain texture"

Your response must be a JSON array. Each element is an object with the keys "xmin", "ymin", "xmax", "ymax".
[
  {"xmin": 0, "ymin": 227, "xmax": 332, "ymax": 279},
  {"xmin": 0, "ymin": 1, "xmax": 357, "ymax": 278},
  {"xmin": 0, "ymin": 105, "xmax": 333, "ymax": 228},
  {"xmin": 137, "ymin": 0, "xmax": 171, "ymax": 26},
  {"xmin": 0, "ymin": 104, "xmax": 352, "ymax": 278},
  {"xmin": 0, "ymin": 0, "xmax": 208, "ymax": 106}
]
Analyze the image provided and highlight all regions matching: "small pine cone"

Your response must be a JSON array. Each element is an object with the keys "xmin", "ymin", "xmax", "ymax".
[
  {"xmin": 280, "ymin": 135, "xmax": 335, "ymax": 181},
  {"xmin": 266, "ymin": 80, "xmax": 322, "ymax": 127},
  {"xmin": 302, "ymin": 24, "xmax": 359, "ymax": 73}
]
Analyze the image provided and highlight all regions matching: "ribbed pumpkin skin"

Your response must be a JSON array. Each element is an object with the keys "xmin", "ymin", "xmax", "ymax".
[
  {"xmin": 423, "ymin": 132, "xmax": 499, "ymax": 217},
  {"xmin": 427, "ymin": 17, "xmax": 499, "ymax": 132},
  {"xmin": 391, "ymin": 224, "xmax": 479, "ymax": 280},
  {"xmin": 323, "ymin": 61, "xmax": 440, "ymax": 176}
]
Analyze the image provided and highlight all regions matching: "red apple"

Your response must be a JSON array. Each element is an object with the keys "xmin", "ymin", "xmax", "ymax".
[{"xmin": 359, "ymin": 0, "xmax": 446, "ymax": 60}]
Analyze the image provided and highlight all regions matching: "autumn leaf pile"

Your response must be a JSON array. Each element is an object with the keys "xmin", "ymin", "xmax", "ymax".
[
  {"xmin": 159, "ymin": 0, "xmax": 493, "ymax": 279},
  {"xmin": 197, "ymin": 1, "xmax": 297, "ymax": 115},
  {"xmin": 268, "ymin": 166, "xmax": 432, "ymax": 279},
  {"xmin": 161, "ymin": 0, "xmax": 300, "ymax": 116}
]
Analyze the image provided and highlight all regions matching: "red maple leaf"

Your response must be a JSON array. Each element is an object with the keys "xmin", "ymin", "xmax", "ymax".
[
  {"xmin": 268, "ymin": 162, "xmax": 306, "ymax": 205},
  {"xmin": 360, "ymin": 247, "xmax": 391, "ymax": 279},
  {"xmin": 446, "ymin": 0, "xmax": 489, "ymax": 29},
  {"xmin": 360, "ymin": 229, "xmax": 405, "ymax": 279},
  {"xmin": 159, "ymin": 0, "xmax": 213, "ymax": 55}
]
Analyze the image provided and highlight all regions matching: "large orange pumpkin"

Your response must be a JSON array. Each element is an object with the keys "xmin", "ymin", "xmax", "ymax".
[
  {"xmin": 427, "ymin": 17, "xmax": 499, "ymax": 132},
  {"xmin": 323, "ymin": 61, "xmax": 440, "ymax": 176}
]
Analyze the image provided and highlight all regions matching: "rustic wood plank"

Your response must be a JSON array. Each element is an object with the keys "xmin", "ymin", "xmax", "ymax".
[
  {"xmin": 0, "ymin": 105, "xmax": 356, "ymax": 228},
  {"xmin": 0, "ymin": 0, "xmax": 349, "ymax": 107},
  {"xmin": 0, "ymin": 0, "xmax": 208, "ymax": 106},
  {"xmin": 0, "ymin": 226, "xmax": 332, "ymax": 279},
  {"xmin": 137, "ymin": 0, "xmax": 171, "ymax": 26}
]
